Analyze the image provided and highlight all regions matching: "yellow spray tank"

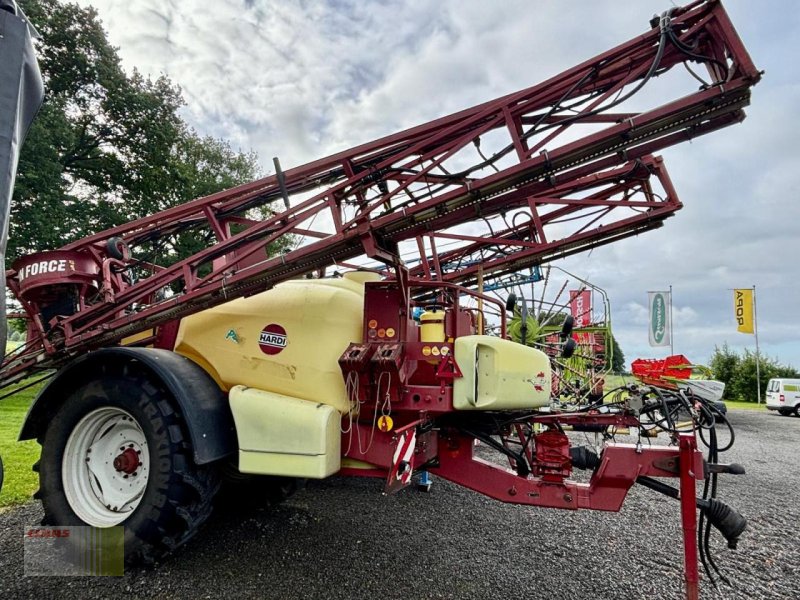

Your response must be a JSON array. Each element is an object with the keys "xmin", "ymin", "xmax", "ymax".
[
  {"xmin": 173, "ymin": 273, "xmax": 380, "ymax": 478},
  {"xmin": 174, "ymin": 273, "xmax": 379, "ymax": 413}
]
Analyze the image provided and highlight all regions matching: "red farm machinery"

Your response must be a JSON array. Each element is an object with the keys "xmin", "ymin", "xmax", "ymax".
[{"xmin": 0, "ymin": 1, "xmax": 761, "ymax": 598}]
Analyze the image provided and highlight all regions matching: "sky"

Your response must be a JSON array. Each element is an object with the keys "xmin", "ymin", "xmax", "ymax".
[{"xmin": 73, "ymin": 0, "xmax": 800, "ymax": 372}]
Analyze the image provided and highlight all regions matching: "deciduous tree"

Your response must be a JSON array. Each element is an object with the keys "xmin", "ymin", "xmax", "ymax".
[
  {"xmin": 710, "ymin": 344, "xmax": 799, "ymax": 402},
  {"xmin": 10, "ymin": 0, "xmax": 264, "ymax": 264}
]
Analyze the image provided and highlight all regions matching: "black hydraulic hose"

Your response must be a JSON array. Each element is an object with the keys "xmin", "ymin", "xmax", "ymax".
[
  {"xmin": 460, "ymin": 427, "xmax": 529, "ymax": 476},
  {"xmin": 442, "ymin": 8, "xmax": 674, "ymax": 183},
  {"xmin": 699, "ymin": 406, "xmax": 735, "ymax": 453},
  {"xmin": 665, "ymin": 27, "xmax": 731, "ymax": 82},
  {"xmin": 0, "ymin": 372, "xmax": 54, "ymax": 402},
  {"xmin": 698, "ymin": 426, "xmax": 716, "ymax": 586},
  {"xmin": 371, "ymin": 10, "xmax": 683, "ymax": 210},
  {"xmin": 704, "ymin": 427, "xmax": 731, "ymax": 585},
  {"xmin": 448, "ymin": 65, "xmax": 601, "ymax": 180},
  {"xmin": 695, "ymin": 399, "xmax": 717, "ymax": 430},
  {"xmin": 652, "ymin": 386, "xmax": 678, "ymax": 432},
  {"xmin": 636, "ymin": 476, "xmax": 745, "ymax": 542}
]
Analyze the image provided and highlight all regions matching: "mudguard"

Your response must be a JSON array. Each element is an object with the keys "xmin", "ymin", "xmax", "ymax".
[{"xmin": 19, "ymin": 347, "xmax": 236, "ymax": 464}]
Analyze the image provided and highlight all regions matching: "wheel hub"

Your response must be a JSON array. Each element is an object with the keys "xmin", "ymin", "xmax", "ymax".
[
  {"xmin": 113, "ymin": 447, "xmax": 141, "ymax": 475},
  {"xmin": 62, "ymin": 407, "xmax": 150, "ymax": 527}
]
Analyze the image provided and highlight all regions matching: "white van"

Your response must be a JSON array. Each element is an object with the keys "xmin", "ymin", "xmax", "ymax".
[{"xmin": 765, "ymin": 378, "xmax": 800, "ymax": 416}]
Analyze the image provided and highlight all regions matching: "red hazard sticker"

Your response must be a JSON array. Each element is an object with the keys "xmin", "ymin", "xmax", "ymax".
[{"xmin": 259, "ymin": 324, "xmax": 287, "ymax": 355}]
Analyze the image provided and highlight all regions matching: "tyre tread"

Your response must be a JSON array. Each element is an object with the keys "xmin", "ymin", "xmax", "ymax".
[{"xmin": 35, "ymin": 364, "xmax": 220, "ymax": 567}]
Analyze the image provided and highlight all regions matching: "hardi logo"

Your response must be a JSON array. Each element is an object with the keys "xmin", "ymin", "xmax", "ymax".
[{"xmin": 258, "ymin": 324, "xmax": 287, "ymax": 355}]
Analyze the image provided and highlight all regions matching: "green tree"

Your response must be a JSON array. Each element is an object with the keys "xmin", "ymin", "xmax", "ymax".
[
  {"xmin": 606, "ymin": 334, "xmax": 625, "ymax": 373},
  {"xmin": 710, "ymin": 344, "xmax": 799, "ymax": 402},
  {"xmin": 7, "ymin": 318, "xmax": 27, "ymax": 337},
  {"xmin": 709, "ymin": 343, "xmax": 740, "ymax": 392},
  {"xmin": 10, "ymin": 0, "xmax": 264, "ymax": 264}
]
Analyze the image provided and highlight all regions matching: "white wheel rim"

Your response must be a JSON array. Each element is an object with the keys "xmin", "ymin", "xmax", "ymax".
[{"xmin": 62, "ymin": 407, "xmax": 150, "ymax": 527}]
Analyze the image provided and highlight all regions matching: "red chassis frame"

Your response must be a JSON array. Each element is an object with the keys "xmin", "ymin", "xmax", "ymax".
[
  {"xmin": 339, "ymin": 412, "xmax": 706, "ymax": 600},
  {"xmin": 333, "ymin": 279, "xmax": 715, "ymax": 599}
]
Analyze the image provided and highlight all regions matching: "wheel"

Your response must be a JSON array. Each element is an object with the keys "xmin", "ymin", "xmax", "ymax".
[
  {"xmin": 778, "ymin": 409, "xmax": 791, "ymax": 416},
  {"xmin": 105, "ymin": 236, "xmax": 128, "ymax": 260},
  {"xmin": 35, "ymin": 367, "xmax": 220, "ymax": 565}
]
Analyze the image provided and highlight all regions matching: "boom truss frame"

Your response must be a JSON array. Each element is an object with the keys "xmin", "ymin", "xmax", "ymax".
[{"xmin": 2, "ymin": 0, "xmax": 760, "ymax": 384}]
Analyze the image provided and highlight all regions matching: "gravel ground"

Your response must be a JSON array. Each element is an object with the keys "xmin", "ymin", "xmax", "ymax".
[{"xmin": 0, "ymin": 409, "xmax": 798, "ymax": 600}]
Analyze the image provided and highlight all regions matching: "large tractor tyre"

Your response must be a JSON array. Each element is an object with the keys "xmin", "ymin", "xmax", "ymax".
[{"xmin": 35, "ymin": 369, "xmax": 220, "ymax": 566}]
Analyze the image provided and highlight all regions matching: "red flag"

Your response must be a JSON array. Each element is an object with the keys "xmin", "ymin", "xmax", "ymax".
[{"xmin": 569, "ymin": 290, "xmax": 592, "ymax": 327}]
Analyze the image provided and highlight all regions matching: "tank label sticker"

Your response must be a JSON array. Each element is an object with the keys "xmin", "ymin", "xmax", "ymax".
[
  {"xmin": 225, "ymin": 329, "xmax": 240, "ymax": 344},
  {"xmin": 527, "ymin": 370, "xmax": 548, "ymax": 393},
  {"xmin": 259, "ymin": 324, "xmax": 287, "ymax": 355}
]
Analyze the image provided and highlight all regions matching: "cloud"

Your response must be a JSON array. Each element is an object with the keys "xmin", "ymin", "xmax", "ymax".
[{"xmin": 74, "ymin": 0, "xmax": 800, "ymax": 369}]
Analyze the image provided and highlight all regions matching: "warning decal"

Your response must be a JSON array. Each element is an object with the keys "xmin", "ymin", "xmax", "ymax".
[
  {"xmin": 258, "ymin": 324, "xmax": 287, "ymax": 355},
  {"xmin": 385, "ymin": 430, "xmax": 417, "ymax": 494}
]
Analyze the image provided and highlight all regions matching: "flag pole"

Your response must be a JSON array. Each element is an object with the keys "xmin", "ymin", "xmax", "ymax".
[
  {"xmin": 669, "ymin": 284, "xmax": 674, "ymax": 355},
  {"xmin": 753, "ymin": 284, "xmax": 762, "ymax": 404}
]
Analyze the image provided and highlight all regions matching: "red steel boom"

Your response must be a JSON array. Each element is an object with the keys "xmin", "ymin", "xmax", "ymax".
[
  {"xmin": 407, "ymin": 155, "xmax": 681, "ymax": 286},
  {"xmin": 3, "ymin": 0, "xmax": 760, "ymax": 385}
]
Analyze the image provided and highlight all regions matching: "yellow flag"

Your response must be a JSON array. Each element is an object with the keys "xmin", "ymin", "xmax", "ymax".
[{"xmin": 734, "ymin": 289, "xmax": 754, "ymax": 334}]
